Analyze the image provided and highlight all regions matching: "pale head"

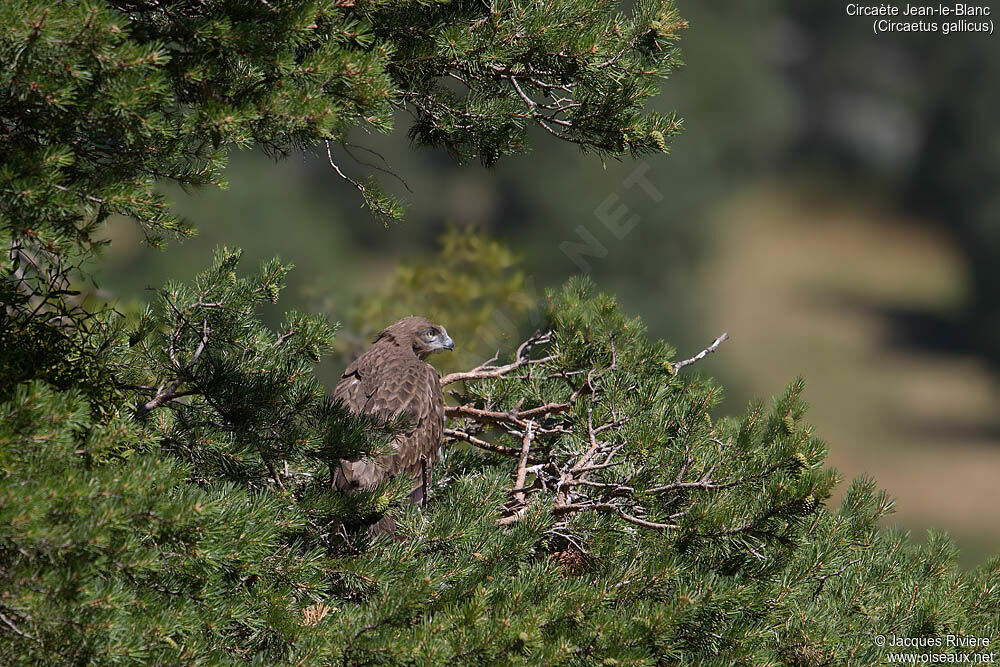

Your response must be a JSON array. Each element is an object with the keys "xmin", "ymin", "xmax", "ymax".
[{"xmin": 377, "ymin": 316, "xmax": 454, "ymax": 360}]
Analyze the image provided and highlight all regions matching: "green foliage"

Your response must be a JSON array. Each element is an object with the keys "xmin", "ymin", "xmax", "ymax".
[
  {"xmin": 1, "ymin": 0, "xmax": 683, "ymax": 266},
  {"xmin": 3, "ymin": 264, "xmax": 998, "ymax": 663},
  {"xmin": 2, "ymin": 1, "xmax": 997, "ymax": 664},
  {"xmin": 0, "ymin": 0, "xmax": 393, "ymax": 248},
  {"xmin": 0, "ymin": 382, "xmax": 326, "ymax": 664},
  {"xmin": 0, "ymin": 251, "xmax": 410, "ymax": 662},
  {"xmin": 112, "ymin": 248, "xmax": 409, "ymax": 507},
  {"xmin": 0, "ymin": 286, "xmax": 126, "ymax": 413}
]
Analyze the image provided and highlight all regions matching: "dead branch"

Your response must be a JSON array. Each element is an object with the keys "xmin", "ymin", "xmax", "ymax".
[
  {"xmin": 440, "ymin": 331, "xmax": 554, "ymax": 387},
  {"xmin": 674, "ymin": 332, "xmax": 729, "ymax": 370},
  {"xmin": 0, "ymin": 610, "xmax": 37, "ymax": 642},
  {"xmin": 325, "ymin": 140, "xmax": 368, "ymax": 196},
  {"xmin": 445, "ymin": 402, "xmax": 570, "ymax": 425},
  {"xmin": 513, "ymin": 421, "xmax": 535, "ymax": 506},
  {"xmin": 441, "ymin": 326, "xmax": 744, "ymax": 537},
  {"xmin": 443, "ymin": 427, "xmax": 525, "ymax": 458}
]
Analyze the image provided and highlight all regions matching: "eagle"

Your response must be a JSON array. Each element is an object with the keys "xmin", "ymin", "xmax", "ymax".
[{"xmin": 330, "ymin": 317, "xmax": 453, "ymax": 514}]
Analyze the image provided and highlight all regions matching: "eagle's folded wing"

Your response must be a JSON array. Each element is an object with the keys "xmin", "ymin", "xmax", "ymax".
[{"xmin": 331, "ymin": 352, "xmax": 443, "ymax": 495}]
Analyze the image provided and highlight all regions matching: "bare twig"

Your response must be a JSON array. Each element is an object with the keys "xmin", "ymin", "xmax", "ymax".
[
  {"xmin": 497, "ymin": 508, "xmax": 528, "ymax": 527},
  {"xmin": 341, "ymin": 142, "xmax": 413, "ymax": 193},
  {"xmin": 440, "ymin": 331, "xmax": 554, "ymax": 386},
  {"xmin": 0, "ymin": 611, "xmax": 37, "ymax": 642},
  {"xmin": 444, "ymin": 428, "xmax": 524, "ymax": 458},
  {"xmin": 673, "ymin": 332, "xmax": 729, "ymax": 370},
  {"xmin": 273, "ymin": 328, "xmax": 296, "ymax": 349},
  {"xmin": 137, "ymin": 389, "xmax": 199, "ymax": 415},
  {"xmin": 813, "ymin": 557, "xmax": 862, "ymax": 599},
  {"xmin": 445, "ymin": 402, "xmax": 571, "ymax": 425},
  {"xmin": 51, "ymin": 183, "xmax": 105, "ymax": 205},
  {"xmin": 325, "ymin": 140, "xmax": 370, "ymax": 199},
  {"xmin": 513, "ymin": 421, "xmax": 535, "ymax": 506},
  {"xmin": 265, "ymin": 459, "xmax": 286, "ymax": 492}
]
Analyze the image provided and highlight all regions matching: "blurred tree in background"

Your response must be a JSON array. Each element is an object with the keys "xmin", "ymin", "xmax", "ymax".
[
  {"xmin": 771, "ymin": 4, "xmax": 1000, "ymax": 365},
  {"xmin": 3, "ymin": 0, "xmax": 999, "ymax": 663},
  {"xmin": 332, "ymin": 227, "xmax": 539, "ymax": 374}
]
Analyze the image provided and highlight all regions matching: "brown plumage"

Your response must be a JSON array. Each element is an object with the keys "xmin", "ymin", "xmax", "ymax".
[{"xmin": 331, "ymin": 317, "xmax": 453, "ymax": 509}]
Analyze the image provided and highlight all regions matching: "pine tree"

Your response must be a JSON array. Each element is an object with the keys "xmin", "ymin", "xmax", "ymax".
[{"xmin": 2, "ymin": 1, "xmax": 998, "ymax": 664}]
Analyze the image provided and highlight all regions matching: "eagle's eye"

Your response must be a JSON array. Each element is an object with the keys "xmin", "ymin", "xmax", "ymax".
[{"xmin": 424, "ymin": 328, "xmax": 437, "ymax": 339}]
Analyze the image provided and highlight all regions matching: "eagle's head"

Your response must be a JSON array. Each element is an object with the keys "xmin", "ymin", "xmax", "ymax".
[{"xmin": 379, "ymin": 316, "xmax": 454, "ymax": 360}]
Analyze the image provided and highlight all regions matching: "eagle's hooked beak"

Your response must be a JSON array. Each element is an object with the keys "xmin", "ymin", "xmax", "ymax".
[{"xmin": 441, "ymin": 335, "xmax": 454, "ymax": 351}]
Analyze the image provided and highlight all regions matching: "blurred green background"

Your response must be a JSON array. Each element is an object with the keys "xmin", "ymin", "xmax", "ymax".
[{"xmin": 96, "ymin": 3, "xmax": 1000, "ymax": 565}]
